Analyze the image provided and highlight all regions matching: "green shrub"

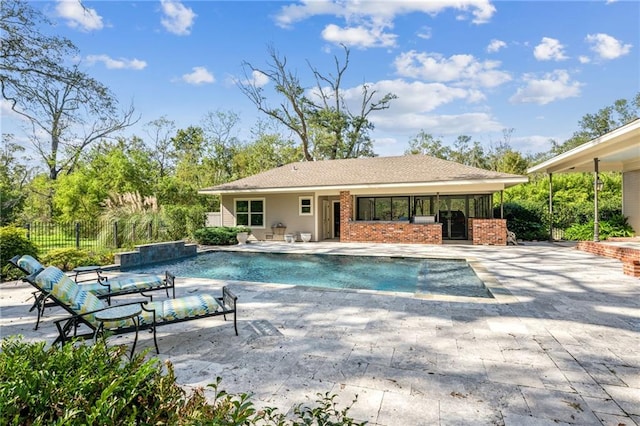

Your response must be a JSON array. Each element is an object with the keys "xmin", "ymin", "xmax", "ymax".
[
  {"xmin": 494, "ymin": 202, "xmax": 549, "ymax": 241},
  {"xmin": 40, "ymin": 248, "xmax": 114, "ymax": 271},
  {"xmin": 194, "ymin": 226, "xmax": 251, "ymax": 246},
  {"xmin": 0, "ymin": 337, "xmax": 364, "ymax": 425},
  {"xmin": 564, "ymin": 216, "xmax": 635, "ymax": 241},
  {"xmin": 0, "ymin": 225, "xmax": 38, "ymax": 281}
]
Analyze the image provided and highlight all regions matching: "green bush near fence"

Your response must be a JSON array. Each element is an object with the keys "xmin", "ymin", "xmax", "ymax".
[
  {"xmin": 0, "ymin": 337, "xmax": 364, "ymax": 426},
  {"xmin": 40, "ymin": 248, "xmax": 114, "ymax": 271},
  {"xmin": 0, "ymin": 226, "xmax": 39, "ymax": 281},
  {"xmin": 194, "ymin": 226, "xmax": 251, "ymax": 245}
]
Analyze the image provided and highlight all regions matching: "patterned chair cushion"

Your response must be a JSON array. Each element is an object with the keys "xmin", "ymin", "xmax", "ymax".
[
  {"xmin": 18, "ymin": 255, "xmax": 44, "ymax": 275},
  {"xmin": 140, "ymin": 294, "xmax": 220, "ymax": 325},
  {"xmin": 103, "ymin": 296, "xmax": 219, "ymax": 329},
  {"xmin": 95, "ymin": 274, "xmax": 164, "ymax": 295},
  {"xmin": 34, "ymin": 266, "xmax": 67, "ymax": 292},
  {"xmin": 40, "ymin": 267, "xmax": 106, "ymax": 327}
]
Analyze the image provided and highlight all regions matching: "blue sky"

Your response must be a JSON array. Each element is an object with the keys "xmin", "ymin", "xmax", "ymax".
[{"xmin": 3, "ymin": 0, "xmax": 639, "ymax": 158}]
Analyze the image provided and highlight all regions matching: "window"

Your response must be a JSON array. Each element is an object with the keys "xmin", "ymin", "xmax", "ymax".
[
  {"xmin": 299, "ymin": 197, "xmax": 313, "ymax": 216},
  {"xmin": 235, "ymin": 199, "xmax": 265, "ymax": 228},
  {"xmin": 356, "ymin": 196, "xmax": 409, "ymax": 221}
]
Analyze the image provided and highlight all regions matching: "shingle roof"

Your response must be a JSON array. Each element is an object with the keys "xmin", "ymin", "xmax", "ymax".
[{"xmin": 200, "ymin": 155, "xmax": 527, "ymax": 193}]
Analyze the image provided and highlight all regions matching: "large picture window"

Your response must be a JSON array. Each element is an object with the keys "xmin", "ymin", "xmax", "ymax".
[
  {"xmin": 235, "ymin": 199, "xmax": 265, "ymax": 228},
  {"xmin": 356, "ymin": 197, "xmax": 409, "ymax": 221}
]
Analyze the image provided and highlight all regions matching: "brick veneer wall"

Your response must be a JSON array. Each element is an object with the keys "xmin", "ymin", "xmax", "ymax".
[
  {"xmin": 576, "ymin": 241, "xmax": 640, "ymax": 278},
  {"xmin": 339, "ymin": 190, "xmax": 442, "ymax": 244},
  {"xmin": 470, "ymin": 219, "xmax": 507, "ymax": 245}
]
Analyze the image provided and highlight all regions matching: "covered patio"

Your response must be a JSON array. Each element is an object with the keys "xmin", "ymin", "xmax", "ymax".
[{"xmin": 527, "ymin": 118, "xmax": 640, "ymax": 277}]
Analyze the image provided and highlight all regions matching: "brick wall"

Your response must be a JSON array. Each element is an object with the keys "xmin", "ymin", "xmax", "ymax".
[
  {"xmin": 339, "ymin": 190, "xmax": 442, "ymax": 244},
  {"xmin": 343, "ymin": 221, "xmax": 443, "ymax": 244},
  {"xmin": 577, "ymin": 241, "xmax": 640, "ymax": 278},
  {"xmin": 470, "ymin": 219, "xmax": 507, "ymax": 245}
]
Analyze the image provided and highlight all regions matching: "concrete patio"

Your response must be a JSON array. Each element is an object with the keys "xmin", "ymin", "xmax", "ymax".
[{"xmin": 1, "ymin": 242, "xmax": 639, "ymax": 425}]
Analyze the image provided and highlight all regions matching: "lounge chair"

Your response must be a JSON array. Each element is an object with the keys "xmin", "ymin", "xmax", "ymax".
[
  {"xmin": 26, "ymin": 266, "xmax": 237, "ymax": 355},
  {"xmin": 8, "ymin": 255, "xmax": 175, "ymax": 330}
]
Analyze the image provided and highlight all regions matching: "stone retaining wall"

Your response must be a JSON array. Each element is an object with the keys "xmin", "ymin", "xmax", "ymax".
[{"xmin": 116, "ymin": 240, "xmax": 197, "ymax": 269}]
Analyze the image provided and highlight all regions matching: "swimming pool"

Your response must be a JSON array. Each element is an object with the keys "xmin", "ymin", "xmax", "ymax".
[{"xmin": 126, "ymin": 251, "xmax": 492, "ymax": 298}]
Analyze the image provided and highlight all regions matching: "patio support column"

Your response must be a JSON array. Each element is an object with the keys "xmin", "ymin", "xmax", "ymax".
[
  {"xmin": 548, "ymin": 173, "xmax": 553, "ymax": 242},
  {"xmin": 500, "ymin": 191, "xmax": 504, "ymax": 218},
  {"xmin": 594, "ymin": 158, "xmax": 600, "ymax": 242}
]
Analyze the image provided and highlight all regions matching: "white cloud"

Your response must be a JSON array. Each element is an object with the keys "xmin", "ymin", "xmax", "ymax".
[
  {"xmin": 509, "ymin": 70, "xmax": 582, "ymax": 105},
  {"xmin": 394, "ymin": 51, "xmax": 511, "ymax": 88},
  {"xmin": 56, "ymin": 0, "xmax": 103, "ymax": 31},
  {"xmin": 160, "ymin": 0, "xmax": 196, "ymax": 35},
  {"xmin": 338, "ymin": 79, "xmax": 471, "ymax": 115},
  {"xmin": 372, "ymin": 112, "xmax": 503, "ymax": 138},
  {"xmin": 275, "ymin": 0, "xmax": 496, "ymax": 30},
  {"xmin": 533, "ymin": 37, "xmax": 568, "ymax": 61},
  {"xmin": 487, "ymin": 39, "xmax": 506, "ymax": 53},
  {"xmin": 321, "ymin": 23, "xmax": 397, "ymax": 48},
  {"xmin": 578, "ymin": 55, "xmax": 590, "ymax": 64},
  {"xmin": 585, "ymin": 33, "xmax": 632, "ymax": 60},
  {"xmin": 417, "ymin": 26, "xmax": 432, "ymax": 40},
  {"xmin": 182, "ymin": 67, "xmax": 214, "ymax": 85},
  {"xmin": 85, "ymin": 55, "xmax": 147, "ymax": 70}
]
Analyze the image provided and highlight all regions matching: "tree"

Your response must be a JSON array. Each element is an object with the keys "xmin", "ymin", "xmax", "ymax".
[
  {"xmin": 200, "ymin": 110, "xmax": 241, "ymax": 182},
  {"xmin": 550, "ymin": 93, "xmax": 639, "ymax": 155},
  {"xmin": 0, "ymin": 0, "xmax": 75, "ymax": 108},
  {"xmin": 239, "ymin": 45, "xmax": 396, "ymax": 161},
  {"xmin": 11, "ymin": 65, "xmax": 138, "ymax": 180},
  {"xmin": 0, "ymin": 134, "xmax": 32, "ymax": 224},
  {"xmin": 405, "ymin": 131, "xmax": 450, "ymax": 159},
  {"xmin": 143, "ymin": 116, "xmax": 176, "ymax": 180}
]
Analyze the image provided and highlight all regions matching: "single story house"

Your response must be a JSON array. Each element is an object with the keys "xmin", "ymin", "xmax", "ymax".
[{"xmin": 199, "ymin": 155, "xmax": 528, "ymax": 245}]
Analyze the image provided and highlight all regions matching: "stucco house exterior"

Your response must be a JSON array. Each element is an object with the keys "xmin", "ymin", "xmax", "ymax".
[{"xmin": 199, "ymin": 155, "xmax": 528, "ymax": 245}]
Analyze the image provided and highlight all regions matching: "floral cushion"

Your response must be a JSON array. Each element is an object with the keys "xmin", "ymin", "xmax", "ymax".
[{"xmin": 18, "ymin": 255, "xmax": 44, "ymax": 275}]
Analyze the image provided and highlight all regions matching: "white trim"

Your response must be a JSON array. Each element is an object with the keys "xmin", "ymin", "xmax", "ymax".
[
  {"xmin": 199, "ymin": 177, "xmax": 528, "ymax": 196},
  {"xmin": 233, "ymin": 197, "xmax": 266, "ymax": 229},
  {"xmin": 298, "ymin": 196, "xmax": 313, "ymax": 216}
]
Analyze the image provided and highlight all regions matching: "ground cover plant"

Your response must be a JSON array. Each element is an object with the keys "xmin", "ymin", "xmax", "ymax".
[{"xmin": 0, "ymin": 337, "xmax": 365, "ymax": 425}]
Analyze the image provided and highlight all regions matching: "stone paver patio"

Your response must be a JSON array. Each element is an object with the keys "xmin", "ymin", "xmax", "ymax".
[{"xmin": 1, "ymin": 242, "xmax": 639, "ymax": 425}]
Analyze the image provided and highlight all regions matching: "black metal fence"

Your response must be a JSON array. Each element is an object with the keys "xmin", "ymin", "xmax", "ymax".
[{"xmin": 23, "ymin": 219, "xmax": 168, "ymax": 253}]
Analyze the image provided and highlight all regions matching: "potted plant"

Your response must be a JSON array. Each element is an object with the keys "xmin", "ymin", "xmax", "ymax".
[{"xmin": 236, "ymin": 227, "xmax": 251, "ymax": 244}]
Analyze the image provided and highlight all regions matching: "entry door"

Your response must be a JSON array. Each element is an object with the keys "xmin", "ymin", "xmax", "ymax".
[
  {"xmin": 323, "ymin": 200, "xmax": 331, "ymax": 239},
  {"xmin": 333, "ymin": 201, "xmax": 341, "ymax": 238}
]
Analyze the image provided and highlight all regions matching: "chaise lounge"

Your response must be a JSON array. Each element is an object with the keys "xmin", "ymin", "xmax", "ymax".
[
  {"xmin": 9, "ymin": 255, "xmax": 175, "ymax": 329},
  {"xmin": 25, "ymin": 266, "xmax": 238, "ymax": 355}
]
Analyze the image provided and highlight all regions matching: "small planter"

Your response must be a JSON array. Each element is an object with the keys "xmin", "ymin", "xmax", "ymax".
[
  {"xmin": 300, "ymin": 232, "xmax": 312, "ymax": 242},
  {"xmin": 284, "ymin": 233, "xmax": 295, "ymax": 243},
  {"xmin": 236, "ymin": 232, "xmax": 249, "ymax": 245}
]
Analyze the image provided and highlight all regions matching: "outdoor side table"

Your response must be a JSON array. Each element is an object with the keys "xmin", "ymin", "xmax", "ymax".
[
  {"xmin": 72, "ymin": 265, "xmax": 103, "ymax": 283},
  {"xmin": 95, "ymin": 304, "xmax": 142, "ymax": 358}
]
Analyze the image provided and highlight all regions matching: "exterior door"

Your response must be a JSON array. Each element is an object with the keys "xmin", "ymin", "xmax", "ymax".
[
  {"xmin": 323, "ymin": 200, "xmax": 331, "ymax": 239},
  {"xmin": 333, "ymin": 201, "xmax": 341, "ymax": 238}
]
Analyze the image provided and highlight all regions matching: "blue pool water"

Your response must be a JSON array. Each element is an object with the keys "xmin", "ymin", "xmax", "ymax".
[{"xmin": 126, "ymin": 251, "xmax": 492, "ymax": 298}]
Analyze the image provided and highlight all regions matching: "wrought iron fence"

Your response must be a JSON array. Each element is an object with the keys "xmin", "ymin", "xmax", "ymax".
[{"xmin": 23, "ymin": 219, "xmax": 169, "ymax": 253}]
